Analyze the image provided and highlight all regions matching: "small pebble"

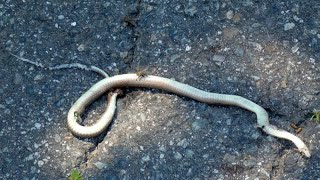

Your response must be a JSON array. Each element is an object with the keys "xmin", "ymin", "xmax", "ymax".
[
  {"xmin": 25, "ymin": 154, "xmax": 34, "ymax": 161},
  {"xmin": 77, "ymin": 44, "xmax": 85, "ymax": 51},
  {"xmin": 223, "ymin": 153, "xmax": 236, "ymax": 163},
  {"xmin": 212, "ymin": 55, "xmax": 225, "ymax": 66},
  {"xmin": 9, "ymin": 17, "xmax": 15, "ymax": 24},
  {"xmin": 4, "ymin": 108, "xmax": 11, "ymax": 114},
  {"xmin": 251, "ymin": 75, "xmax": 260, "ymax": 81},
  {"xmin": 177, "ymin": 138, "xmax": 188, "ymax": 148},
  {"xmin": 222, "ymin": 27, "xmax": 240, "ymax": 39},
  {"xmin": 60, "ymin": 161, "xmax": 71, "ymax": 170},
  {"xmin": 226, "ymin": 10, "xmax": 234, "ymax": 19},
  {"xmin": 14, "ymin": 73, "xmax": 22, "ymax": 84},
  {"xmin": 169, "ymin": 140, "xmax": 174, "ymax": 145},
  {"xmin": 159, "ymin": 145, "xmax": 166, "ymax": 152},
  {"xmin": 187, "ymin": 168, "xmax": 192, "ymax": 176},
  {"xmin": 243, "ymin": 0, "xmax": 253, "ymax": 6},
  {"xmin": 226, "ymin": 119, "xmax": 232, "ymax": 126},
  {"xmin": 174, "ymin": 152, "xmax": 183, "ymax": 160},
  {"xmin": 185, "ymin": 149, "xmax": 194, "ymax": 158},
  {"xmin": 34, "ymin": 74, "xmax": 44, "ymax": 81},
  {"xmin": 249, "ymin": 42, "xmax": 263, "ymax": 51},
  {"xmin": 94, "ymin": 162, "xmax": 107, "ymax": 169},
  {"xmin": 37, "ymin": 160, "xmax": 44, "ymax": 167},
  {"xmin": 35, "ymin": 123, "xmax": 41, "ymax": 129},
  {"xmin": 184, "ymin": 6, "xmax": 197, "ymax": 16},
  {"xmin": 170, "ymin": 54, "xmax": 180, "ymax": 63},
  {"xmin": 185, "ymin": 45, "xmax": 191, "ymax": 52},
  {"xmin": 251, "ymin": 132, "xmax": 260, "ymax": 140},
  {"xmin": 291, "ymin": 44, "xmax": 299, "ymax": 53},
  {"xmin": 58, "ymin": 15, "xmax": 64, "ymax": 19},
  {"xmin": 54, "ymin": 134, "xmax": 61, "ymax": 143},
  {"xmin": 159, "ymin": 154, "xmax": 165, "ymax": 159},
  {"xmin": 2, "ymin": 147, "xmax": 9, "ymax": 152},
  {"xmin": 284, "ymin": 22, "xmax": 295, "ymax": 31},
  {"xmin": 30, "ymin": 166, "xmax": 37, "ymax": 173},
  {"xmin": 119, "ymin": 51, "xmax": 128, "ymax": 58},
  {"xmin": 142, "ymin": 155, "xmax": 150, "ymax": 162},
  {"xmin": 234, "ymin": 47, "xmax": 244, "ymax": 57},
  {"xmin": 5, "ymin": 97, "xmax": 14, "ymax": 105},
  {"xmin": 244, "ymin": 159, "xmax": 256, "ymax": 168},
  {"xmin": 146, "ymin": 5, "xmax": 154, "ymax": 12},
  {"xmin": 202, "ymin": 154, "xmax": 209, "ymax": 159},
  {"xmin": 191, "ymin": 119, "xmax": 207, "ymax": 131},
  {"xmin": 71, "ymin": 22, "xmax": 76, "ymax": 26},
  {"xmin": 191, "ymin": 121, "xmax": 201, "ymax": 131}
]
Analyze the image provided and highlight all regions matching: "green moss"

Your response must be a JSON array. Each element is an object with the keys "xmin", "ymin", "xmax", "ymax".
[{"xmin": 69, "ymin": 169, "xmax": 83, "ymax": 180}]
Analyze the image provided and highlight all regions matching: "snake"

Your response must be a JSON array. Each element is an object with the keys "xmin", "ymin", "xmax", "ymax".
[
  {"xmin": 66, "ymin": 73, "xmax": 311, "ymax": 157},
  {"xmin": 9, "ymin": 53, "xmax": 310, "ymax": 157}
]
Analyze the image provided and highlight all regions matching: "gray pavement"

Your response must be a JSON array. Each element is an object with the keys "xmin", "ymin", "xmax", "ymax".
[{"xmin": 0, "ymin": 0, "xmax": 319, "ymax": 179}]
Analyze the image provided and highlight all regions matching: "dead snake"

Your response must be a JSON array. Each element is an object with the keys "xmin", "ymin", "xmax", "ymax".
[{"xmin": 67, "ymin": 74, "xmax": 311, "ymax": 157}]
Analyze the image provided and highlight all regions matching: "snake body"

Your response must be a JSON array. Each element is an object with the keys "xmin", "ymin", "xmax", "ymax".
[{"xmin": 67, "ymin": 73, "xmax": 310, "ymax": 157}]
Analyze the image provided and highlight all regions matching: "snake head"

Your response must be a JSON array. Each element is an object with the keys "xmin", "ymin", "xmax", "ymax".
[{"xmin": 299, "ymin": 146, "xmax": 311, "ymax": 158}]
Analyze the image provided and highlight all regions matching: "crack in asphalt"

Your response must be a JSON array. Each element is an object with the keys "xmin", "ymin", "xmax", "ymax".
[
  {"xmin": 78, "ymin": 0, "xmax": 144, "ymax": 165},
  {"xmin": 122, "ymin": 0, "xmax": 142, "ymax": 70}
]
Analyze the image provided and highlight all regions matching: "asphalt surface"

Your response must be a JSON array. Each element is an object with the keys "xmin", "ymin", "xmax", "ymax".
[{"xmin": 0, "ymin": 0, "xmax": 319, "ymax": 179}]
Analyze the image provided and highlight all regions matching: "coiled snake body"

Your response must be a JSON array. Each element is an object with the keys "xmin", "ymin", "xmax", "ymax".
[{"xmin": 67, "ymin": 74, "xmax": 310, "ymax": 157}]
